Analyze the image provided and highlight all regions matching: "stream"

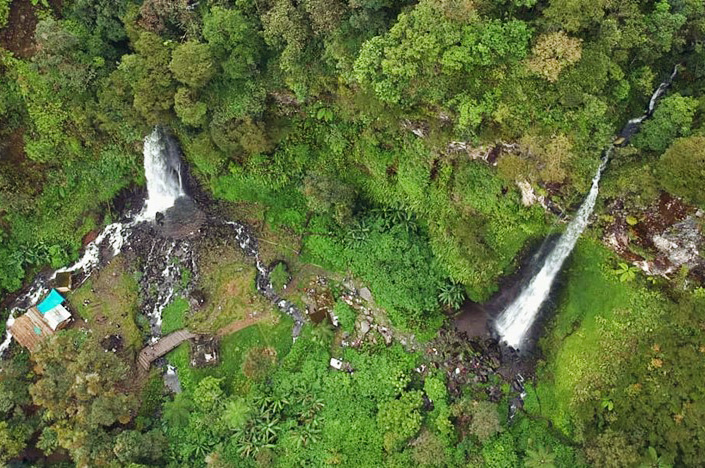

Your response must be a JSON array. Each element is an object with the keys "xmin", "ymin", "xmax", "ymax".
[{"xmin": 0, "ymin": 127, "xmax": 304, "ymax": 364}]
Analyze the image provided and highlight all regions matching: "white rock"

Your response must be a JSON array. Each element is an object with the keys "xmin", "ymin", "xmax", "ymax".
[{"xmin": 359, "ymin": 287, "xmax": 373, "ymax": 302}]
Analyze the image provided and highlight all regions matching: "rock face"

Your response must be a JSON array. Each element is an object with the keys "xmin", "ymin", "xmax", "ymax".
[
  {"xmin": 603, "ymin": 193, "xmax": 704, "ymax": 278},
  {"xmin": 653, "ymin": 217, "xmax": 702, "ymax": 268}
]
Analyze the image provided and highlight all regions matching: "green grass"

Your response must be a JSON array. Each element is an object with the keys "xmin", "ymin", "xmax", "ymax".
[
  {"xmin": 188, "ymin": 242, "xmax": 272, "ymax": 333},
  {"xmin": 530, "ymin": 238, "xmax": 645, "ymax": 437},
  {"xmin": 167, "ymin": 314, "xmax": 294, "ymax": 395},
  {"xmin": 161, "ymin": 297, "xmax": 189, "ymax": 335},
  {"xmin": 68, "ymin": 257, "xmax": 143, "ymax": 354}
]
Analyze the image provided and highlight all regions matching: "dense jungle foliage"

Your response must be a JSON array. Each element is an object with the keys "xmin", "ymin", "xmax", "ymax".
[{"xmin": 1, "ymin": 0, "xmax": 705, "ymax": 466}]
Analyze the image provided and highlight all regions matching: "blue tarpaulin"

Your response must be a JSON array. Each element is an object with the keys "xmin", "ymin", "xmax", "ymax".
[{"xmin": 37, "ymin": 289, "xmax": 65, "ymax": 314}]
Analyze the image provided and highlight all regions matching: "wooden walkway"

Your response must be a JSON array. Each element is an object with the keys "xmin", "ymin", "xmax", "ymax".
[
  {"xmin": 138, "ymin": 330, "xmax": 197, "ymax": 370},
  {"xmin": 136, "ymin": 316, "xmax": 265, "ymax": 370}
]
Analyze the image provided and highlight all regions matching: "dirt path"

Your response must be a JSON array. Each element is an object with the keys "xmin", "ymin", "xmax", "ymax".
[{"xmin": 215, "ymin": 315, "xmax": 264, "ymax": 337}]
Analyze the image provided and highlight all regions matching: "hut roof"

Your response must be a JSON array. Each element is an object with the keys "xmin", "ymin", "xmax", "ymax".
[
  {"xmin": 37, "ymin": 289, "xmax": 65, "ymax": 313},
  {"xmin": 9, "ymin": 308, "xmax": 54, "ymax": 351},
  {"xmin": 43, "ymin": 304, "xmax": 71, "ymax": 330}
]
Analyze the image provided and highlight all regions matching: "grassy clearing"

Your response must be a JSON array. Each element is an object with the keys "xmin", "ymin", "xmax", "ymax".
[
  {"xmin": 188, "ymin": 242, "xmax": 272, "ymax": 334},
  {"xmin": 69, "ymin": 256, "xmax": 142, "ymax": 355},
  {"xmin": 161, "ymin": 297, "xmax": 189, "ymax": 335},
  {"xmin": 166, "ymin": 314, "xmax": 294, "ymax": 395},
  {"xmin": 530, "ymin": 237, "xmax": 665, "ymax": 438}
]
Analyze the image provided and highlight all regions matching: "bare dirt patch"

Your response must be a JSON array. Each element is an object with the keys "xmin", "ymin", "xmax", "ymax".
[{"xmin": 0, "ymin": 0, "xmax": 39, "ymax": 58}]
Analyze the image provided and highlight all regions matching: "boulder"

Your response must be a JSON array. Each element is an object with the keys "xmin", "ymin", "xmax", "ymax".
[
  {"xmin": 359, "ymin": 320, "xmax": 371, "ymax": 335},
  {"xmin": 159, "ymin": 197, "xmax": 206, "ymax": 239},
  {"xmin": 359, "ymin": 287, "xmax": 373, "ymax": 302}
]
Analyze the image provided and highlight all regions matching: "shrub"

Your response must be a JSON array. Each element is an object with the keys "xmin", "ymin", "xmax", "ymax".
[
  {"xmin": 333, "ymin": 301, "xmax": 356, "ymax": 333},
  {"xmin": 269, "ymin": 262, "xmax": 290, "ymax": 293}
]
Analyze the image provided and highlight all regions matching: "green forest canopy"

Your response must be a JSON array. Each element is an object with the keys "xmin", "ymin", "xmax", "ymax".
[{"xmin": 0, "ymin": 0, "xmax": 704, "ymax": 466}]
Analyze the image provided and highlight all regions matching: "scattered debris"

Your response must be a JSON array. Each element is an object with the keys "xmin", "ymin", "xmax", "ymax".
[
  {"xmin": 330, "ymin": 358, "xmax": 343, "ymax": 370},
  {"xmin": 190, "ymin": 335, "xmax": 220, "ymax": 368}
]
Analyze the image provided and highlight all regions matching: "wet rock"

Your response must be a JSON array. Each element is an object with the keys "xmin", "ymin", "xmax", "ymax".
[
  {"xmin": 164, "ymin": 365, "xmax": 182, "ymax": 393},
  {"xmin": 159, "ymin": 197, "xmax": 206, "ymax": 239},
  {"xmin": 82, "ymin": 230, "xmax": 99, "ymax": 247},
  {"xmin": 653, "ymin": 217, "xmax": 702, "ymax": 268}
]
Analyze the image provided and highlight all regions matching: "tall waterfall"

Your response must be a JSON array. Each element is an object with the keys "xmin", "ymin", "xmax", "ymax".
[
  {"xmin": 495, "ymin": 155, "xmax": 609, "ymax": 349},
  {"xmin": 495, "ymin": 66, "xmax": 678, "ymax": 350},
  {"xmin": 139, "ymin": 127, "xmax": 185, "ymax": 221}
]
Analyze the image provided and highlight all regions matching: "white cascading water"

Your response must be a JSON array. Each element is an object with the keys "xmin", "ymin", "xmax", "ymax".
[
  {"xmin": 495, "ymin": 155, "xmax": 609, "ymax": 349},
  {"xmin": 0, "ymin": 128, "xmax": 183, "ymax": 356},
  {"xmin": 495, "ymin": 66, "xmax": 678, "ymax": 350},
  {"xmin": 139, "ymin": 127, "xmax": 184, "ymax": 221}
]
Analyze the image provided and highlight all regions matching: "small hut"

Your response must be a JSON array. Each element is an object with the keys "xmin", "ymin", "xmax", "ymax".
[{"xmin": 9, "ymin": 289, "xmax": 73, "ymax": 351}]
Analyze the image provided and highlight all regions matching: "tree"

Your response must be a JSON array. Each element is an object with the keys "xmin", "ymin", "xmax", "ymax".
[
  {"xmin": 411, "ymin": 429, "xmax": 447, "ymax": 467},
  {"xmin": 222, "ymin": 397, "xmax": 250, "ymax": 430},
  {"xmin": 543, "ymin": 0, "xmax": 608, "ymax": 32},
  {"xmin": 202, "ymin": 6, "xmax": 261, "ymax": 82},
  {"xmin": 525, "ymin": 444, "xmax": 557, "ymax": 468},
  {"xmin": 310, "ymin": 319, "xmax": 335, "ymax": 346},
  {"xmin": 302, "ymin": 173, "xmax": 356, "ymax": 224},
  {"xmin": 377, "ymin": 390, "xmax": 423, "ymax": 452},
  {"xmin": 585, "ymin": 430, "xmax": 640, "ymax": 468},
  {"xmin": 469, "ymin": 401, "xmax": 502, "ymax": 442},
  {"xmin": 526, "ymin": 32, "xmax": 582, "ymax": 82},
  {"xmin": 162, "ymin": 393, "xmax": 192, "ymax": 428},
  {"xmin": 122, "ymin": 31, "xmax": 176, "ymax": 124},
  {"xmin": 169, "ymin": 41, "xmax": 216, "ymax": 89},
  {"xmin": 657, "ymin": 136, "xmax": 705, "ymax": 207},
  {"xmin": 29, "ymin": 331, "xmax": 139, "ymax": 465},
  {"xmin": 113, "ymin": 429, "xmax": 167, "ymax": 464},
  {"xmin": 302, "ymin": 0, "xmax": 347, "ymax": 35},
  {"xmin": 632, "ymin": 94, "xmax": 697, "ymax": 153},
  {"xmin": 193, "ymin": 377, "xmax": 226, "ymax": 414},
  {"xmin": 354, "ymin": 0, "xmax": 531, "ymax": 107},
  {"xmin": 174, "ymin": 87, "xmax": 207, "ymax": 127}
]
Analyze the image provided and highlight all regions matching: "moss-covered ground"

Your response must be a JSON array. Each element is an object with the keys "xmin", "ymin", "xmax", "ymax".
[{"xmin": 528, "ymin": 236, "xmax": 667, "ymax": 438}]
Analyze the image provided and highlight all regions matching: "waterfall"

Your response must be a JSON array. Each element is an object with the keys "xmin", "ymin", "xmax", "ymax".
[
  {"xmin": 495, "ymin": 66, "xmax": 678, "ymax": 350},
  {"xmin": 495, "ymin": 155, "xmax": 609, "ymax": 348},
  {"xmin": 138, "ymin": 127, "xmax": 185, "ymax": 221},
  {"xmin": 0, "ymin": 128, "xmax": 185, "ymax": 357}
]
